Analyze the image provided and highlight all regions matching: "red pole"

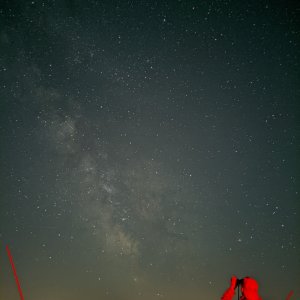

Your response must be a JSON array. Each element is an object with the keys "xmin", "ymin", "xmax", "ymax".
[{"xmin": 6, "ymin": 245, "xmax": 25, "ymax": 300}]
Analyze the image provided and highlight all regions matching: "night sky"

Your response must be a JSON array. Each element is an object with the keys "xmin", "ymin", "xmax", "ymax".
[{"xmin": 0, "ymin": 1, "xmax": 299, "ymax": 299}]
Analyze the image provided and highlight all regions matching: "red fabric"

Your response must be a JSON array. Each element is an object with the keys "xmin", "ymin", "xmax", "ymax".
[
  {"xmin": 221, "ymin": 287, "xmax": 235, "ymax": 300},
  {"xmin": 221, "ymin": 277, "xmax": 263, "ymax": 300},
  {"xmin": 240, "ymin": 277, "xmax": 262, "ymax": 300}
]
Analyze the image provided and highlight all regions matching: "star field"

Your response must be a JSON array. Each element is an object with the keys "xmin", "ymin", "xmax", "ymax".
[{"xmin": 0, "ymin": 1, "xmax": 299, "ymax": 300}]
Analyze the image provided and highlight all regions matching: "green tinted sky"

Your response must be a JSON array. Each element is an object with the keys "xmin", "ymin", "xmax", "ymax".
[{"xmin": 0, "ymin": 1, "xmax": 299, "ymax": 299}]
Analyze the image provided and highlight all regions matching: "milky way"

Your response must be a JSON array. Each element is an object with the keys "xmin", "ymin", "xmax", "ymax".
[{"xmin": 0, "ymin": 1, "xmax": 299, "ymax": 300}]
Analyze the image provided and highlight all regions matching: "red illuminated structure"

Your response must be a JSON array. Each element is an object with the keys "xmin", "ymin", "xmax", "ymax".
[
  {"xmin": 221, "ymin": 276, "xmax": 294, "ymax": 300},
  {"xmin": 6, "ymin": 245, "xmax": 25, "ymax": 300}
]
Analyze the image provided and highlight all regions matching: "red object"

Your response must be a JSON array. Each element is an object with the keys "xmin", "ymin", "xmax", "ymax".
[
  {"xmin": 221, "ymin": 286, "xmax": 235, "ymax": 300},
  {"xmin": 6, "ymin": 245, "xmax": 25, "ymax": 300},
  {"xmin": 286, "ymin": 291, "xmax": 294, "ymax": 300},
  {"xmin": 221, "ymin": 276, "xmax": 262, "ymax": 300}
]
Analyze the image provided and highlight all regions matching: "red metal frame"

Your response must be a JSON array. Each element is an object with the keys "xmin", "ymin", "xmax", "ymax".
[{"xmin": 6, "ymin": 245, "xmax": 25, "ymax": 300}]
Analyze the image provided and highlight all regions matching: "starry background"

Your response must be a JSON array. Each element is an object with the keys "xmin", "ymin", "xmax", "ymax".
[{"xmin": 0, "ymin": 1, "xmax": 299, "ymax": 300}]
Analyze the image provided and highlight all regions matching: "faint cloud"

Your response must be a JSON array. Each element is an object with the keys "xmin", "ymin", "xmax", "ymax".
[
  {"xmin": 105, "ymin": 224, "xmax": 139, "ymax": 256},
  {"xmin": 79, "ymin": 154, "xmax": 97, "ymax": 174},
  {"xmin": 86, "ymin": 206, "xmax": 140, "ymax": 257},
  {"xmin": 123, "ymin": 160, "xmax": 168, "ymax": 221},
  {"xmin": 47, "ymin": 115, "xmax": 78, "ymax": 154},
  {"xmin": 34, "ymin": 86, "xmax": 61, "ymax": 105}
]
